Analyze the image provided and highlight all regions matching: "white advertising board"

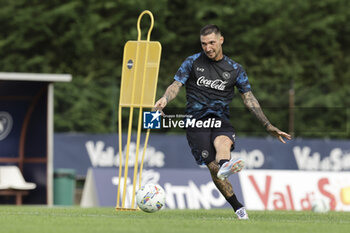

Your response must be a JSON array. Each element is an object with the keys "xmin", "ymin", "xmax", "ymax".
[{"xmin": 239, "ymin": 170, "xmax": 350, "ymax": 211}]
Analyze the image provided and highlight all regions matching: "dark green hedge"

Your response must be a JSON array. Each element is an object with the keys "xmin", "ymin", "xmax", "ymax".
[{"xmin": 0, "ymin": 0, "xmax": 349, "ymax": 138}]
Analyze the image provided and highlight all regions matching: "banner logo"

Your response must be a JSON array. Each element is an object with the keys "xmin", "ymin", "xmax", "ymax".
[{"xmin": 0, "ymin": 111, "xmax": 13, "ymax": 141}]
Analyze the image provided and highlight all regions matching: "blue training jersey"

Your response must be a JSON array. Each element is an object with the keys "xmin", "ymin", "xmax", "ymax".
[{"xmin": 174, "ymin": 52, "xmax": 251, "ymax": 119}]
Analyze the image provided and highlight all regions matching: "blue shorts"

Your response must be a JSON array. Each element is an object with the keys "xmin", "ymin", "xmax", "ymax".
[{"xmin": 185, "ymin": 115, "xmax": 235, "ymax": 165}]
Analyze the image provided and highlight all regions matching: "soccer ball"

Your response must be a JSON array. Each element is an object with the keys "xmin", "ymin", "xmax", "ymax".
[
  {"xmin": 136, "ymin": 183, "xmax": 166, "ymax": 213},
  {"xmin": 311, "ymin": 198, "xmax": 330, "ymax": 213}
]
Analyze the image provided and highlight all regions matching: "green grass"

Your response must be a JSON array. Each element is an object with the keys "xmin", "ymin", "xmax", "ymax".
[{"xmin": 0, "ymin": 206, "xmax": 350, "ymax": 233}]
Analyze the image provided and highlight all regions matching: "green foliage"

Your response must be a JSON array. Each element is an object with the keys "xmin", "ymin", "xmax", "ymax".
[{"xmin": 0, "ymin": 0, "xmax": 349, "ymax": 137}]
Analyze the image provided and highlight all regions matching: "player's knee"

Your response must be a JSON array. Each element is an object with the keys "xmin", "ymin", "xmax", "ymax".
[{"xmin": 213, "ymin": 136, "xmax": 233, "ymax": 151}]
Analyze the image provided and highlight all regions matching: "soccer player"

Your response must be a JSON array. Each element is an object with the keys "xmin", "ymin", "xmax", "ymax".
[{"xmin": 154, "ymin": 24, "xmax": 291, "ymax": 219}]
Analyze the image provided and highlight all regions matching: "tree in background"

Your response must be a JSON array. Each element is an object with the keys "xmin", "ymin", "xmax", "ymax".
[{"xmin": 0, "ymin": 0, "xmax": 349, "ymax": 138}]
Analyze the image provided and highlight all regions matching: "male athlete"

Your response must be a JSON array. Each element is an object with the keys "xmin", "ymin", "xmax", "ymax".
[{"xmin": 154, "ymin": 25, "xmax": 291, "ymax": 219}]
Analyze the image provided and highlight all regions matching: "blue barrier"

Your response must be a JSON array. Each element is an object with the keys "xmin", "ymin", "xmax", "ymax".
[{"xmin": 54, "ymin": 133, "xmax": 350, "ymax": 177}]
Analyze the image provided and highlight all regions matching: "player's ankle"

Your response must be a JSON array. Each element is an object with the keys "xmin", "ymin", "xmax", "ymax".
[
  {"xmin": 218, "ymin": 159, "xmax": 229, "ymax": 167},
  {"xmin": 226, "ymin": 194, "xmax": 243, "ymax": 211}
]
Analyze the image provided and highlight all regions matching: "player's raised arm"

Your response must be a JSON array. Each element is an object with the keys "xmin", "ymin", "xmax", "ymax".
[
  {"xmin": 154, "ymin": 80, "xmax": 183, "ymax": 111},
  {"xmin": 241, "ymin": 91, "xmax": 291, "ymax": 143}
]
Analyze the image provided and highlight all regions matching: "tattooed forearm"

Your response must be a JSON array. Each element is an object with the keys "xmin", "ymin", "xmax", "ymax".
[
  {"xmin": 241, "ymin": 91, "xmax": 271, "ymax": 128},
  {"xmin": 163, "ymin": 81, "xmax": 182, "ymax": 103}
]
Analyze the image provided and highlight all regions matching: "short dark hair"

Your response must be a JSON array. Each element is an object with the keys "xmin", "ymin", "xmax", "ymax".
[{"xmin": 200, "ymin": 24, "xmax": 221, "ymax": 36}]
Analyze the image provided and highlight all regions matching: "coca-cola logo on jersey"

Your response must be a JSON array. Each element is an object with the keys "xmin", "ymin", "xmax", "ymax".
[{"xmin": 196, "ymin": 76, "xmax": 227, "ymax": 91}]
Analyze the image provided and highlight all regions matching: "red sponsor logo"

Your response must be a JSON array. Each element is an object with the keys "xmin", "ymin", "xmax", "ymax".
[{"xmin": 248, "ymin": 175, "xmax": 336, "ymax": 210}]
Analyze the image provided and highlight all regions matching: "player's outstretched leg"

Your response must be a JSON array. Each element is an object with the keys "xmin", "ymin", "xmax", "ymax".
[
  {"xmin": 213, "ymin": 136, "xmax": 245, "ymax": 181},
  {"xmin": 207, "ymin": 161, "xmax": 249, "ymax": 220}
]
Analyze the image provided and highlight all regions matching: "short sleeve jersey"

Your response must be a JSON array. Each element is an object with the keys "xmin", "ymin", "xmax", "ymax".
[{"xmin": 174, "ymin": 52, "xmax": 251, "ymax": 119}]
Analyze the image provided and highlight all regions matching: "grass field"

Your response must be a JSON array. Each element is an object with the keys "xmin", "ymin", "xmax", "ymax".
[{"xmin": 1, "ymin": 206, "xmax": 350, "ymax": 233}]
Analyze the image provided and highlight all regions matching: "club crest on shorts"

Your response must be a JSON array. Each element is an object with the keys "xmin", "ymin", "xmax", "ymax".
[{"xmin": 201, "ymin": 150, "xmax": 209, "ymax": 158}]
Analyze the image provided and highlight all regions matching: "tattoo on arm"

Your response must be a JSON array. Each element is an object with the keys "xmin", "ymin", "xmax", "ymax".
[
  {"xmin": 163, "ymin": 81, "xmax": 182, "ymax": 103},
  {"xmin": 241, "ymin": 91, "xmax": 271, "ymax": 128}
]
